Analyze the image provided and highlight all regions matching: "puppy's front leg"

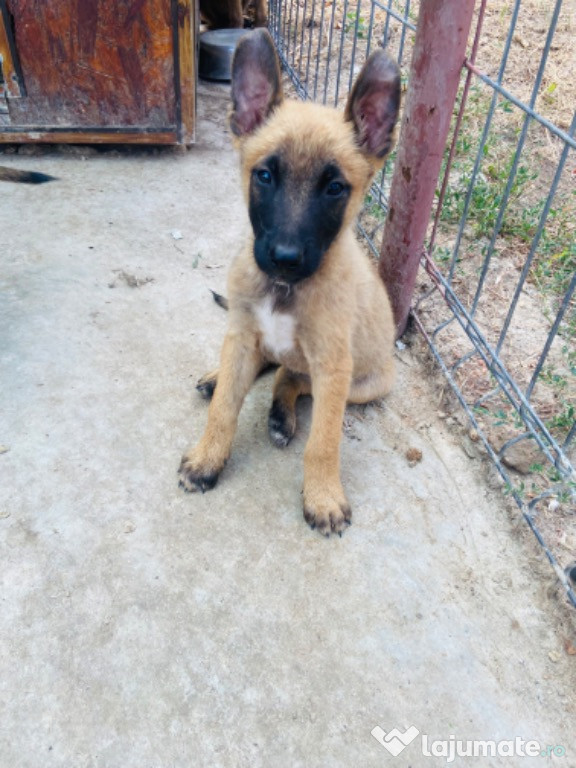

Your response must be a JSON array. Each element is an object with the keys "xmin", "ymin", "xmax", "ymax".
[
  {"xmin": 303, "ymin": 363, "xmax": 352, "ymax": 536},
  {"xmin": 179, "ymin": 331, "xmax": 262, "ymax": 492}
]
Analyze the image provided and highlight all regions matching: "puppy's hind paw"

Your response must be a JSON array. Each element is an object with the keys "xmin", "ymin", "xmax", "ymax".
[
  {"xmin": 196, "ymin": 370, "xmax": 218, "ymax": 400},
  {"xmin": 268, "ymin": 400, "xmax": 296, "ymax": 448}
]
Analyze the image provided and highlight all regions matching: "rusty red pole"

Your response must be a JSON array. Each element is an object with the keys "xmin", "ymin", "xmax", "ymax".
[{"xmin": 379, "ymin": 0, "xmax": 476, "ymax": 338}]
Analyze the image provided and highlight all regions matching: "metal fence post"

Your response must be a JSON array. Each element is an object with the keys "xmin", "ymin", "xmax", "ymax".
[{"xmin": 379, "ymin": 0, "xmax": 476, "ymax": 337}]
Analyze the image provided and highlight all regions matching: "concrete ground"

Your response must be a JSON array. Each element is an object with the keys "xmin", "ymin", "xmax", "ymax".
[{"xmin": 1, "ymin": 83, "xmax": 575, "ymax": 768}]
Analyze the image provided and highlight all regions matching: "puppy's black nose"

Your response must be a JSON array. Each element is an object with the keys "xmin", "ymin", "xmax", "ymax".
[{"xmin": 270, "ymin": 244, "xmax": 302, "ymax": 271}]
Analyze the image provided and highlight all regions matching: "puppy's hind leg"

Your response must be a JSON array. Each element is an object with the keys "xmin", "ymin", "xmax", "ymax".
[
  {"xmin": 268, "ymin": 367, "xmax": 311, "ymax": 447},
  {"xmin": 348, "ymin": 361, "xmax": 396, "ymax": 405}
]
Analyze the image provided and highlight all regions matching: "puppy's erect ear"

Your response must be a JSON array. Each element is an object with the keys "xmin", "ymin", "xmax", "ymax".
[
  {"xmin": 230, "ymin": 29, "xmax": 284, "ymax": 138},
  {"xmin": 344, "ymin": 49, "xmax": 401, "ymax": 158}
]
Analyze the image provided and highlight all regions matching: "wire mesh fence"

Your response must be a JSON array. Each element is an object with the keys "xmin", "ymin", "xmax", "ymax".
[{"xmin": 268, "ymin": 0, "xmax": 576, "ymax": 605}]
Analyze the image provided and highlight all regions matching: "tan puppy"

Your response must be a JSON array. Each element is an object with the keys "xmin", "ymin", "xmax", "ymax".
[{"xmin": 179, "ymin": 29, "xmax": 400, "ymax": 536}]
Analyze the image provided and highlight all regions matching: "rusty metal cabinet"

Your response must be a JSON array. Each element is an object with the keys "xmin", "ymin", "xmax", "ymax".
[{"xmin": 0, "ymin": 0, "xmax": 196, "ymax": 144}]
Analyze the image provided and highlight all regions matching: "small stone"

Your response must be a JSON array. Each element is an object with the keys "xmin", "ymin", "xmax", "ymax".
[
  {"xmin": 462, "ymin": 437, "xmax": 480, "ymax": 460},
  {"xmin": 405, "ymin": 447, "xmax": 423, "ymax": 466},
  {"xmin": 500, "ymin": 439, "xmax": 544, "ymax": 475}
]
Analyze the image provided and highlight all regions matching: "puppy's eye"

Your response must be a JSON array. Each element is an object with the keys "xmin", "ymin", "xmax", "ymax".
[
  {"xmin": 326, "ymin": 180, "xmax": 345, "ymax": 196},
  {"xmin": 256, "ymin": 168, "xmax": 272, "ymax": 185}
]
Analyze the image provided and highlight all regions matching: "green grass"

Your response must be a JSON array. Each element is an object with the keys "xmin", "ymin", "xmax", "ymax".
[
  {"xmin": 344, "ymin": 9, "xmax": 368, "ymax": 38},
  {"xmin": 439, "ymin": 139, "xmax": 540, "ymax": 242},
  {"xmin": 438, "ymin": 88, "xmax": 575, "ymax": 289},
  {"xmin": 431, "ymin": 85, "xmax": 576, "ymax": 453}
]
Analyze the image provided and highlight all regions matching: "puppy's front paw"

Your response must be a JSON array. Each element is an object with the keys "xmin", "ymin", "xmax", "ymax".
[
  {"xmin": 303, "ymin": 486, "xmax": 352, "ymax": 537},
  {"xmin": 178, "ymin": 449, "xmax": 224, "ymax": 493}
]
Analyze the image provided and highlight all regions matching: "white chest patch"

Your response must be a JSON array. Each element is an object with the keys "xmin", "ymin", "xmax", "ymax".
[{"xmin": 254, "ymin": 296, "xmax": 295, "ymax": 358}]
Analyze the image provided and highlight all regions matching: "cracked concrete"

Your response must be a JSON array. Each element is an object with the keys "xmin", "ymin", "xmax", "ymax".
[{"xmin": 0, "ymin": 83, "xmax": 575, "ymax": 767}]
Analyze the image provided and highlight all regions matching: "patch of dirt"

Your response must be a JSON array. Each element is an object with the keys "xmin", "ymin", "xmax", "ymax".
[{"xmin": 108, "ymin": 269, "xmax": 155, "ymax": 289}]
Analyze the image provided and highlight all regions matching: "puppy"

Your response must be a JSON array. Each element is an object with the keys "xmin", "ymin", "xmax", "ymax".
[{"xmin": 179, "ymin": 29, "xmax": 400, "ymax": 536}]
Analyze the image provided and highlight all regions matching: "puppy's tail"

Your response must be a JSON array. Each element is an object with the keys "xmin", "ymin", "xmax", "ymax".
[
  {"xmin": 210, "ymin": 290, "xmax": 229, "ymax": 311},
  {"xmin": 0, "ymin": 166, "xmax": 56, "ymax": 184}
]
